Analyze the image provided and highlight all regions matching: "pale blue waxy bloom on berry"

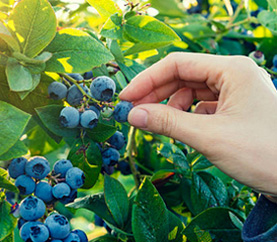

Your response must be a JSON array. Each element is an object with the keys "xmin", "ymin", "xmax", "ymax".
[
  {"xmin": 102, "ymin": 148, "xmax": 120, "ymax": 166},
  {"xmin": 15, "ymin": 175, "xmax": 35, "ymax": 195},
  {"xmin": 72, "ymin": 230, "xmax": 88, "ymax": 242},
  {"xmin": 8, "ymin": 157, "xmax": 27, "ymax": 179},
  {"xmin": 48, "ymin": 82, "xmax": 68, "ymax": 100},
  {"xmin": 66, "ymin": 84, "xmax": 89, "ymax": 106},
  {"xmin": 35, "ymin": 181, "xmax": 54, "ymax": 203},
  {"xmin": 113, "ymin": 101, "xmax": 133, "ymax": 123},
  {"xmin": 52, "ymin": 182, "xmax": 71, "ymax": 199},
  {"xmin": 80, "ymin": 110, "xmax": 98, "ymax": 129},
  {"xmin": 19, "ymin": 196, "xmax": 46, "ymax": 221},
  {"xmin": 45, "ymin": 214, "xmax": 70, "ymax": 239},
  {"xmin": 25, "ymin": 156, "xmax": 50, "ymax": 180},
  {"xmin": 90, "ymin": 76, "xmax": 116, "ymax": 101},
  {"xmin": 20, "ymin": 221, "xmax": 43, "ymax": 241},
  {"xmin": 65, "ymin": 167, "xmax": 85, "ymax": 189},
  {"xmin": 64, "ymin": 232, "xmax": 81, "ymax": 242},
  {"xmin": 59, "ymin": 107, "xmax": 80, "ymax": 128},
  {"xmin": 53, "ymin": 159, "xmax": 73, "ymax": 178},
  {"xmin": 30, "ymin": 224, "xmax": 50, "ymax": 242},
  {"xmin": 108, "ymin": 131, "xmax": 126, "ymax": 150}
]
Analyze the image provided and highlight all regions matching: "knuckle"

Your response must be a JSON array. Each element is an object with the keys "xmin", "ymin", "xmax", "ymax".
[
  {"xmin": 230, "ymin": 55, "xmax": 257, "ymax": 69},
  {"xmin": 159, "ymin": 110, "xmax": 176, "ymax": 137}
]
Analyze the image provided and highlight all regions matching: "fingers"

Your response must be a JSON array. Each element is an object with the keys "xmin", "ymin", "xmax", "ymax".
[
  {"xmin": 194, "ymin": 101, "xmax": 218, "ymax": 114},
  {"xmin": 128, "ymin": 103, "xmax": 219, "ymax": 153},
  {"xmin": 167, "ymin": 88, "xmax": 217, "ymax": 110}
]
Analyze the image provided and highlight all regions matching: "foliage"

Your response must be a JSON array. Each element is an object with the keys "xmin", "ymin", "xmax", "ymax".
[{"xmin": 0, "ymin": 0, "xmax": 276, "ymax": 241}]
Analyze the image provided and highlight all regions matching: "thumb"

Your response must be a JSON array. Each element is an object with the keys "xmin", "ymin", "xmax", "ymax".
[{"xmin": 128, "ymin": 103, "xmax": 218, "ymax": 153}]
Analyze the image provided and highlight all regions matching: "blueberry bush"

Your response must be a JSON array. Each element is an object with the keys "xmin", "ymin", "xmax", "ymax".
[{"xmin": 0, "ymin": 0, "xmax": 277, "ymax": 241}]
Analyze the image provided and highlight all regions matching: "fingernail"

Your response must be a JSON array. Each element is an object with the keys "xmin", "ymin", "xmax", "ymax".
[{"xmin": 128, "ymin": 108, "xmax": 148, "ymax": 128}]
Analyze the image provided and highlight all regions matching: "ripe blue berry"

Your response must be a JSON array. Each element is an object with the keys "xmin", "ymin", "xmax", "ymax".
[
  {"xmin": 80, "ymin": 110, "xmax": 98, "ymax": 129},
  {"xmin": 59, "ymin": 189, "xmax": 77, "ymax": 204},
  {"xmin": 273, "ymin": 79, "xmax": 277, "ymax": 90},
  {"xmin": 273, "ymin": 54, "xmax": 277, "ymax": 67},
  {"xmin": 15, "ymin": 175, "xmax": 35, "ymax": 195},
  {"xmin": 65, "ymin": 167, "xmax": 85, "ymax": 189},
  {"xmin": 50, "ymin": 240, "xmax": 63, "ymax": 242},
  {"xmin": 48, "ymin": 82, "xmax": 68, "ymax": 100},
  {"xmin": 117, "ymin": 161, "xmax": 132, "ymax": 176},
  {"xmin": 101, "ymin": 165, "xmax": 114, "ymax": 175},
  {"xmin": 53, "ymin": 159, "xmax": 73, "ymax": 178},
  {"xmin": 35, "ymin": 182, "xmax": 54, "ymax": 203},
  {"xmin": 6, "ymin": 191, "xmax": 16, "ymax": 204},
  {"xmin": 17, "ymin": 217, "xmax": 27, "ymax": 230},
  {"xmin": 64, "ymin": 232, "xmax": 81, "ymax": 242},
  {"xmin": 86, "ymin": 104, "xmax": 100, "ymax": 117},
  {"xmin": 108, "ymin": 131, "xmax": 126, "ymax": 150},
  {"xmin": 83, "ymin": 71, "xmax": 93, "ymax": 80},
  {"xmin": 72, "ymin": 230, "xmax": 88, "ymax": 242},
  {"xmin": 90, "ymin": 76, "xmax": 116, "ymax": 101},
  {"xmin": 20, "ymin": 221, "xmax": 43, "ymax": 241},
  {"xmin": 66, "ymin": 84, "xmax": 89, "ymax": 106},
  {"xmin": 59, "ymin": 107, "xmax": 80, "ymax": 128},
  {"xmin": 19, "ymin": 196, "xmax": 46, "ymax": 221},
  {"xmin": 67, "ymin": 73, "xmax": 83, "ymax": 82},
  {"xmin": 94, "ymin": 215, "xmax": 104, "ymax": 227},
  {"xmin": 45, "ymin": 214, "xmax": 70, "ymax": 239},
  {"xmin": 30, "ymin": 224, "xmax": 50, "ymax": 242},
  {"xmin": 102, "ymin": 148, "xmax": 120, "ymax": 166},
  {"xmin": 113, "ymin": 101, "xmax": 133, "ymax": 123},
  {"xmin": 52, "ymin": 183, "xmax": 71, "ymax": 199},
  {"xmin": 25, "ymin": 156, "xmax": 50, "ymax": 180},
  {"xmin": 8, "ymin": 157, "xmax": 27, "ymax": 179}
]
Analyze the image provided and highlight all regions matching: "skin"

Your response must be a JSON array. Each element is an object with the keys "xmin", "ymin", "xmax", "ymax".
[{"xmin": 119, "ymin": 52, "xmax": 277, "ymax": 199}]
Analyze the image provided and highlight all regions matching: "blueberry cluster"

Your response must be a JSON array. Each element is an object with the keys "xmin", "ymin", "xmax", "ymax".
[
  {"xmin": 18, "ymin": 210, "xmax": 88, "ymax": 242},
  {"xmin": 48, "ymin": 74, "xmax": 133, "ymax": 130},
  {"xmin": 7, "ymin": 157, "xmax": 87, "ymax": 241}
]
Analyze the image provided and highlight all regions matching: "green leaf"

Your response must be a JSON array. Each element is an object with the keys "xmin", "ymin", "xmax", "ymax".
[
  {"xmin": 17, "ymin": 74, "xmax": 41, "ymax": 100},
  {"xmin": 0, "ymin": 168, "xmax": 19, "ymax": 193},
  {"xmin": 90, "ymin": 235, "xmax": 118, "ymax": 242},
  {"xmin": 157, "ymin": 143, "xmax": 189, "ymax": 171},
  {"xmin": 86, "ymin": 0, "xmax": 121, "ymax": 21},
  {"xmin": 115, "ymin": 71, "xmax": 128, "ymax": 90},
  {"xmin": 1, "ymin": 232, "xmax": 14, "ymax": 242},
  {"xmin": 0, "ymin": 69, "xmax": 61, "ymax": 115},
  {"xmin": 132, "ymin": 178, "xmax": 169, "ymax": 242},
  {"xmin": 67, "ymin": 193, "xmax": 117, "ymax": 225},
  {"xmin": 100, "ymin": 13, "xmax": 123, "ymax": 40},
  {"xmin": 0, "ymin": 101, "xmax": 31, "ymax": 156},
  {"xmin": 188, "ymin": 150, "xmax": 213, "ymax": 171},
  {"xmin": 35, "ymin": 105, "xmax": 79, "ymax": 138},
  {"xmin": 167, "ymin": 211, "xmax": 185, "ymax": 242},
  {"xmin": 104, "ymin": 175, "xmax": 129, "ymax": 228},
  {"xmin": 7, "ymin": 0, "xmax": 56, "ymax": 58},
  {"xmin": 258, "ymin": 10, "xmax": 277, "ymax": 35},
  {"xmin": 0, "ymin": 140, "xmax": 28, "ymax": 161},
  {"xmin": 45, "ymin": 28, "xmax": 114, "ymax": 73},
  {"xmin": 149, "ymin": 0, "xmax": 185, "ymax": 17},
  {"xmin": 124, "ymin": 42, "xmax": 170, "ymax": 56},
  {"xmin": 0, "ymin": 22, "xmax": 20, "ymax": 52},
  {"xmin": 107, "ymin": 39, "xmax": 124, "ymax": 62},
  {"xmin": 124, "ymin": 15, "xmax": 180, "ymax": 44},
  {"xmin": 183, "ymin": 207, "xmax": 243, "ymax": 242},
  {"xmin": 5, "ymin": 58, "xmax": 33, "ymax": 92},
  {"xmin": 0, "ymin": 201, "xmax": 17, "ymax": 240},
  {"xmin": 86, "ymin": 123, "xmax": 117, "ymax": 142},
  {"xmin": 117, "ymin": 59, "xmax": 146, "ymax": 82},
  {"xmin": 67, "ymin": 138, "xmax": 102, "ymax": 189},
  {"xmin": 0, "ymin": 54, "xmax": 8, "ymax": 66},
  {"xmin": 268, "ymin": 0, "xmax": 277, "ymax": 10},
  {"xmin": 191, "ymin": 172, "xmax": 229, "ymax": 215}
]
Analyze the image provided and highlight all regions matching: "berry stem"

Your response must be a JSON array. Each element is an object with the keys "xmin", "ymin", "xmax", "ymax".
[{"xmin": 126, "ymin": 126, "xmax": 140, "ymax": 188}]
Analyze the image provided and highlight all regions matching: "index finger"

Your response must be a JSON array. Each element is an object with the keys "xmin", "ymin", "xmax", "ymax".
[{"xmin": 119, "ymin": 52, "xmax": 242, "ymax": 102}]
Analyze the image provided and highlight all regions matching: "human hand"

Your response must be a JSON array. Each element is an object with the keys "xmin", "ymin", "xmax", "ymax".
[{"xmin": 119, "ymin": 52, "xmax": 277, "ymax": 196}]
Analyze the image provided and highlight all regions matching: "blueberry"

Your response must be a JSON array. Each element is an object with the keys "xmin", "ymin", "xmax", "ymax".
[
  {"xmin": 59, "ymin": 189, "xmax": 77, "ymax": 204},
  {"xmin": 80, "ymin": 110, "xmax": 98, "ymax": 129},
  {"xmin": 17, "ymin": 217, "xmax": 27, "ymax": 230},
  {"xmin": 53, "ymin": 159, "xmax": 73, "ymax": 178},
  {"xmin": 117, "ymin": 161, "xmax": 132, "ymax": 176},
  {"xmin": 108, "ymin": 131, "xmax": 126, "ymax": 150},
  {"xmin": 15, "ymin": 175, "xmax": 36, "ymax": 195},
  {"xmin": 66, "ymin": 84, "xmax": 89, "ymax": 106},
  {"xmin": 101, "ymin": 148, "xmax": 120, "ymax": 166},
  {"xmin": 35, "ymin": 182, "xmax": 54, "ymax": 203},
  {"xmin": 19, "ymin": 196, "xmax": 46, "ymax": 221},
  {"xmin": 20, "ymin": 221, "xmax": 43, "ymax": 241},
  {"xmin": 113, "ymin": 101, "xmax": 133, "ymax": 123},
  {"xmin": 59, "ymin": 107, "xmax": 80, "ymax": 128},
  {"xmin": 94, "ymin": 215, "xmax": 104, "ymax": 227},
  {"xmin": 5, "ymin": 191, "xmax": 16, "ymax": 204},
  {"xmin": 86, "ymin": 104, "xmax": 101, "ymax": 117},
  {"xmin": 248, "ymin": 50, "xmax": 265, "ymax": 65},
  {"xmin": 90, "ymin": 76, "xmax": 116, "ymax": 101},
  {"xmin": 8, "ymin": 157, "xmax": 27, "ymax": 179},
  {"xmin": 101, "ymin": 165, "xmax": 114, "ymax": 175},
  {"xmin": 48, "ymin": 82, "xmax": 68, "ymax": 100},
  {"xmin": 64, "ymin": 232, "xmax": 81, "ymax": 242},
  {"xmin": 65, "ymin": 167, "xmax": 85, "ymax": 189},
  {"xmin": 273, "ymin": 55, "xmax": 277, "ymax": 68},
  {"xmin": 30, "ymin": 224, "xmax": 50, "ymax": 242},
  {"xmin": 45, "ymin": 214, "xmax": 70, "ymax": 239},
  {"xmin": 25, "ymin": 156, "xmax": 50, "ymax": 180},
  {"xmin": 83, "ymin": 71, "xmax": 93, "ymax": 80},
  {"xmin": 72, "ymin": 230, "xmax": 88, "ymax": 242},
  {"xmin": 52, "ymin": 182, "xmax": 71, "ymax": 199},
  {"xmin": 67, "ymin": 73, "xmax": 83, "ymax": 82},
  {"xmin": 50, "ymin": 240, "xmax": 63, "ymax": 242},
  {"xmin": 273, "ymin": 79, "xmax": 277, "ymax": 90}
]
